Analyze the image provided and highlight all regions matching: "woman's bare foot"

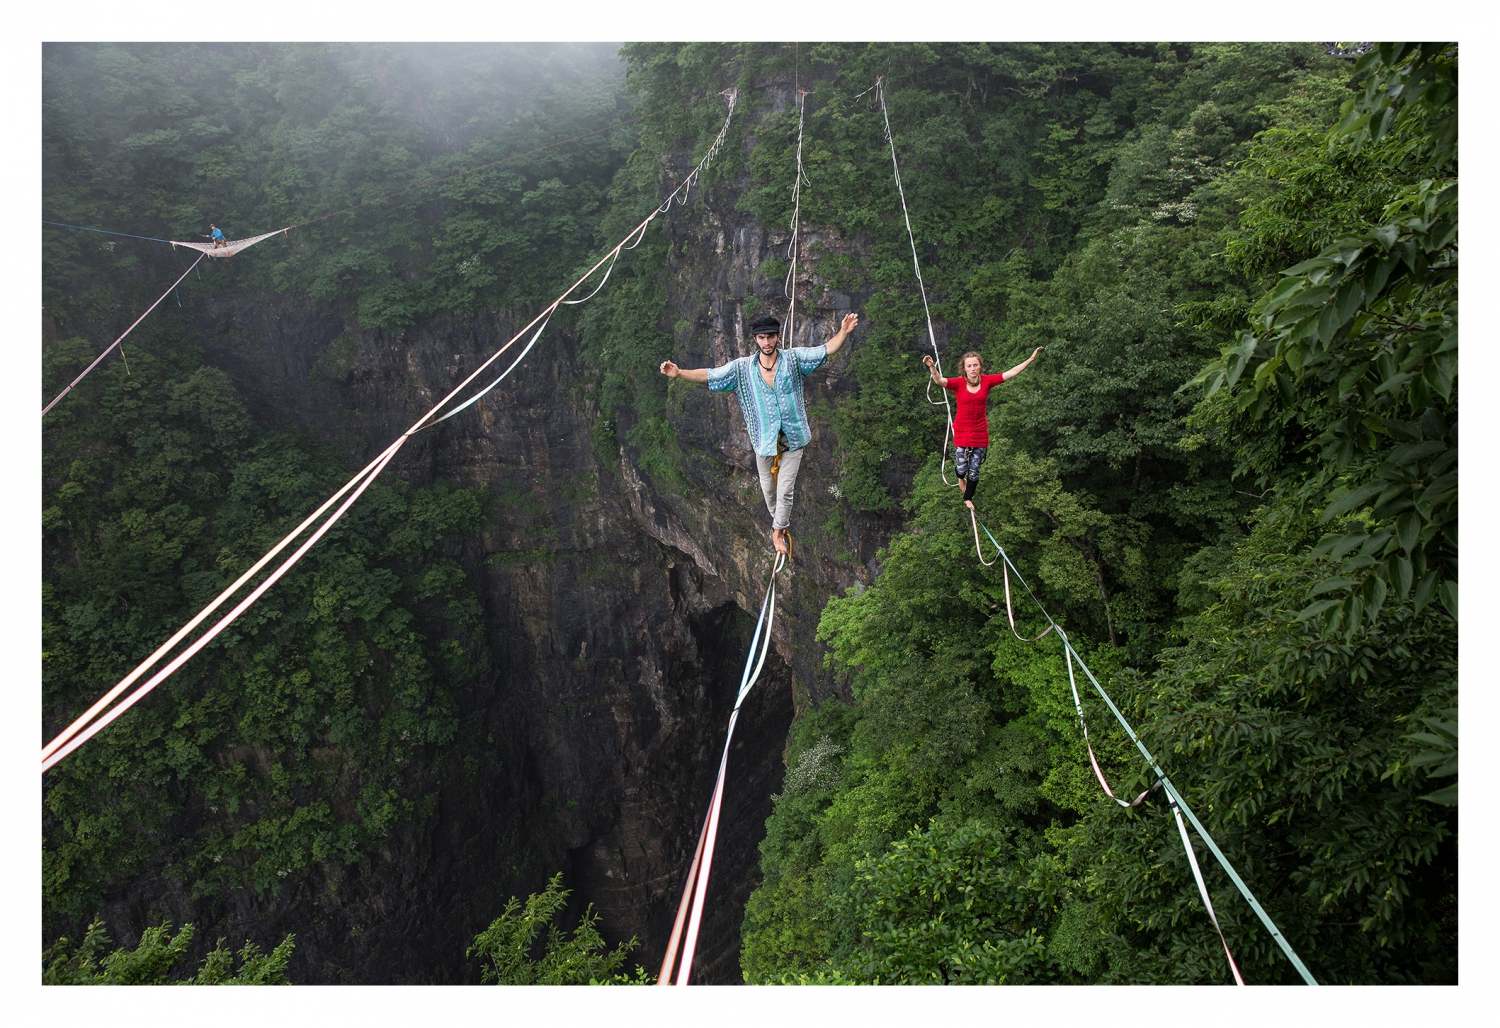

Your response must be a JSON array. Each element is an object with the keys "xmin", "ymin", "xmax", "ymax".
[
  {"xmin": 964, "ymin": 499, "xmax": 975, "ymax": 510},
  {"xmin": 772, "ymin": 529, "xmax": 788, "ymax": 555}
]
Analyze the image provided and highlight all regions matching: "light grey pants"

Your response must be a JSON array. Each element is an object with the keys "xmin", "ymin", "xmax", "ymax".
[{"xmin": 755, "ymin": 446, "xmax": 805, "ymax": 531}]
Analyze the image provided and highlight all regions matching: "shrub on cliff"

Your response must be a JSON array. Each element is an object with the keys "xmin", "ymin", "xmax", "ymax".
[
  {"xmin": 468, "ymin": 872, "xmax": 650, "ymax": 985},
  {"xmin": 43, "ymin": 920, "xmax": 295, "ymax": 985}
]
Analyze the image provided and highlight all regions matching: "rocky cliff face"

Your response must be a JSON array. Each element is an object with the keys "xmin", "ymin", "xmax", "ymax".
[{"xmin": 112, "ymin": 82, "xmax": 897, "ymax": 984}]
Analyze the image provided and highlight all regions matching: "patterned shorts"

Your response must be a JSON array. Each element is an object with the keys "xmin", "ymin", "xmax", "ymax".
[{"xmin": 955, "ymin": 446, "xmax": 987, "ymax": 482}]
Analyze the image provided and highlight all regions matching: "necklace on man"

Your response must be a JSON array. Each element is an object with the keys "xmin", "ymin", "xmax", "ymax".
[{"xmin": 759, "ymin": 355, "xmax": 777, "ymax": 371}]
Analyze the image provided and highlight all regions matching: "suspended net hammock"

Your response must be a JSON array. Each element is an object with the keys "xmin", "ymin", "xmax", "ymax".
[{"xmin": 171, "ymin": 228, "xmax": 287, "ymax": 258}]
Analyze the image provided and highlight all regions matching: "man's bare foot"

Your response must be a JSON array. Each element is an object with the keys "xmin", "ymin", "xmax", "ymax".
[
  {"xmin": 964, "ymin": 499, "xmax": 975, "ymax": 510},
  {"xmin": 772, "ymin": 529, "xmax": 788, "ymax": 555}
]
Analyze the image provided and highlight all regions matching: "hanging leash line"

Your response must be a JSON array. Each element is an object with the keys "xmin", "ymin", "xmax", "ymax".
[
  {"xmin": 971, "ymin": 512, "xmax": 1317, "ymax": 985},
  {"xmin": 783, "ymin": 89, "xmax": 811, "ymax": 351},
  {"xmin": 42, "ymin": 254, "xmax": 206, "ymax": 416},
  {"xmin": 41, "ymin": 92, "xmax": 739, "ymax": 773},
  {"xmin": 1167, "ymin": 783, "xmax": 1248, "ymax": 985},
  {"xmin": 659, "ymin": 545, "xmax": 787, "ymax": 985},
  {"xmin": 874, "ymin": 77, "xmax": 957, "ymax": 486},
  {"xmin": 1062, "ymin": 645, "xmax": 1152, "ymax": 807}
]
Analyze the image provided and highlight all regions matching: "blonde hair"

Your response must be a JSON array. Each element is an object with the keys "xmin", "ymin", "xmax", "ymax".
[{"xmin": 959, "ymin": 351, "xmax": 985, "ymax": 374}]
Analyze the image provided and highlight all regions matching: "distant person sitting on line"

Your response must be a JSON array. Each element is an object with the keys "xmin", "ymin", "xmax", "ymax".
[
  {"xmin": 661, "ymin": 311, "xmax": 859, "ymax": 557},
  {"xmin": 922, "ymin": 346, "xmax": 1043, "ymax": 509}
]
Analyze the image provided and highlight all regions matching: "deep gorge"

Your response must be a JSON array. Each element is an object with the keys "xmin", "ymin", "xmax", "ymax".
[{"xmin": 43, "ymin": 42, "xmax": 1457, "ymax": 986}]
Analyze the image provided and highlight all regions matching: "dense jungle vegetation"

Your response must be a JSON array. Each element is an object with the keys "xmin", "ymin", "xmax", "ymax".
[{"xmin": 43, "ymin": 42, "xmax": 1455, "ymax": 985}]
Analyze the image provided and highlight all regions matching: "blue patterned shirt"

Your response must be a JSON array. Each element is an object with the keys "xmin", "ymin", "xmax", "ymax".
[{"xmin": 706, "ymin": 344, "xmax": 828, "ymax": 456}]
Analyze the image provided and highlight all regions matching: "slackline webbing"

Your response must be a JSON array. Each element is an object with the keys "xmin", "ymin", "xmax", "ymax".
[
  {"xmin": 42, "ymin": 254, "xmax": 206, "ymax": 416},
  {"xmin": 973, "ymin": 513, "xmax": 1318, "ymax": 986},
  {"xmin": 659, "ymin": 546, "xmax": 787, "ymax": 985},
  {"xmin": 41, "ymin": 90, "xmax": 740, "ymax": 773}
]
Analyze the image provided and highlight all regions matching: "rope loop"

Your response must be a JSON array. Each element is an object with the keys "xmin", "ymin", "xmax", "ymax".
[
  {"xmin": 783, "ymin": 89, "xmax": 810, "ymax": 350},
  {"xmin": 971, "ymin": 520, "xmax": 1318, "ymax": 986}
]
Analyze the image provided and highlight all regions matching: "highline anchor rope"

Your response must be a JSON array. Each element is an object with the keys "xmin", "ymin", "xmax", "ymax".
[
  {"xmin": 874, "ymin": 77, "xmax": 959, "ymax": 486},
  {"xmin": 973, "ymin": 512, "xmax": 1318, "ymax": 986},
  {"xmin": 782, "ymin": 89, "xmax": 811, "ymax": 351},
  {"xmin": 41, "ymin": 91, "xmax": 740, "ymax": 773}
]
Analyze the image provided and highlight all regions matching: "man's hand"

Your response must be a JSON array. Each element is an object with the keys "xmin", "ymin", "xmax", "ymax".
[
  {"xmin": 826, "ymin": 312, "xmax": 860, "ymax": 357},
  {"xmin": 660, "ymin": 360, "xmax": 709, "ymax": 384}
]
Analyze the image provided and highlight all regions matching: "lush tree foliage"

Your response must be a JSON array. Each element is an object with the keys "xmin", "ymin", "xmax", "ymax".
[
  {"xmin": 467, "ymin": 872, "xmax": 651, "ymax": 985},
  {"xmin": 43, "ymin": 919, "xmax": 295, "ymax": 984}
]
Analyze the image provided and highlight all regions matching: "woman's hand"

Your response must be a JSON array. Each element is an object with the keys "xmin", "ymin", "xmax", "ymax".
[{"xmin": 922, "ymin": 355, "xmax": 935, "ymax": 368}]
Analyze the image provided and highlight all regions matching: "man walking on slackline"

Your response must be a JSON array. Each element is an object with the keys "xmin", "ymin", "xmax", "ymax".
[
  {"xmin": 922, "ymin": 346, "xmax": 1043, "ymax": 509},
  {"xmin": 661, "ymin": 311, "xmax": 859, "ymax": 556}
]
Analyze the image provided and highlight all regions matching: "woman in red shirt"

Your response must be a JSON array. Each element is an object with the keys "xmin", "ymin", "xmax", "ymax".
[{"xmin": 922, "ymin": 347, "xmax": 1044, "ymax": 508}]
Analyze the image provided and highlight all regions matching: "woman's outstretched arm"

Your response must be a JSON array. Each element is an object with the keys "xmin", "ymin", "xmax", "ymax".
[{"xmin": 1002, "ymin": 346, "xmax": 1045, "ymax": 380}]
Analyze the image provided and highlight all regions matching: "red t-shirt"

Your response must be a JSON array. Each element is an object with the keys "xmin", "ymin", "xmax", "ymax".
[{"xmin": 944, "ymin": 373, "xmax": 1007, "ymax": 448}]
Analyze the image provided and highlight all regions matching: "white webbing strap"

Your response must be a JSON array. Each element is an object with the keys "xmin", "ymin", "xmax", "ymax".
[
  {"xmin": 1062, "ymin": 644, "xmax": 1152, "ymax": 807},
  {"xmin": 874, "ymin": 77, "xmax": 957, "ymax": 485},
  {"xmin": 42, "ymin": 436, "xmax": 408, "ymax": 771},
  {"xmin": 660, "ymin": 548, "xmax": 784, "ymax": 984}
]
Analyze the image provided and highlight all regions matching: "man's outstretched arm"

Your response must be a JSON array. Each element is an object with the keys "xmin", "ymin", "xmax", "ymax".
[
  {"xmin": 823, "ymin": 312, "xmax": 860, "ymax": 358},
  {"xmin": 1002, "ymin": 346, "xmax": 1045, "ymax": 380},
  {"xmin": 659, "ymin": 360, "xmax": 709, "ymax": 383}
]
